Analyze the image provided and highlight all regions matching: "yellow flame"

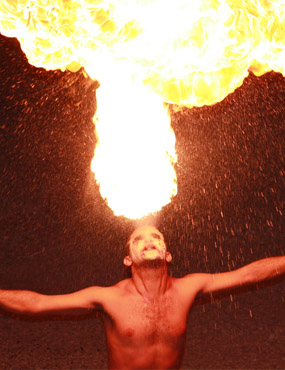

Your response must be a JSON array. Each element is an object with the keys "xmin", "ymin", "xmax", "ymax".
[
  {"xmin": 90, "ymin": 75, "xmax": 177, "ymax": 219},
  {"xmin": 1, "ymin": 0, "xmax": 284, "ymax": 105},
  {"xmin": 1, "ymin": 0, "xmax": 284, "ymax": 218}
]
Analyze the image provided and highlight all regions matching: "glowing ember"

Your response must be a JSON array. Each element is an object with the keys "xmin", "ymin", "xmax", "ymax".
[{"xmin": 1, "ymin": 0, "xmax": 284, "ymax": 218}]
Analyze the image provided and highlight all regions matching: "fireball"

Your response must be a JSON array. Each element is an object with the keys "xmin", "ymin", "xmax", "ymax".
[{"xmin": 1, "ymin": 0, "xmax": 284, "ymax": 218}]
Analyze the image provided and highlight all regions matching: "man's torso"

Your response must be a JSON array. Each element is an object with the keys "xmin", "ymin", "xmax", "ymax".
[{"xmin": 100, "ymin": 276, "xmax": 200, "ymax": 369}]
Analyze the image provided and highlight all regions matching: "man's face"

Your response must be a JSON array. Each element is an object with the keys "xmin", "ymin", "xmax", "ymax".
[{"xmin": 124, "ymin": 226, "xmax": 171, "ymax": 266}]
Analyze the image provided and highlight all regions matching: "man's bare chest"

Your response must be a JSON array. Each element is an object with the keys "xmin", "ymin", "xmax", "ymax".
[{"xmin": 105, "ymin": 295, "xmax": 188, "ymax": 345}]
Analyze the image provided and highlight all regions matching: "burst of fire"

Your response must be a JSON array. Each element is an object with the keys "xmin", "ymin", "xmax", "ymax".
[
  {"xmin": 1, "ymin": 0, "xmax": 284, "ymax": 218},
  {"xmin": 91, "ymin": 76, "xmax": 177, "ymax": 219}
]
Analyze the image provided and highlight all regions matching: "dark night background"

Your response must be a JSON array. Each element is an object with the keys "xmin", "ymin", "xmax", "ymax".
[{"xmin": 0, "ymin": 34, "xmax": 284, "ymax": 369}]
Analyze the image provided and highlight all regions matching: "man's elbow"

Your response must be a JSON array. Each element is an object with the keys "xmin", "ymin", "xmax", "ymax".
[
  {"xmin": 22, "ymin": 293, "xmax": 46, "ymax": 315},
  {"xmin": 235, "ymin": 266, "xmax": 254, "ymax": 286},
  {"xmin": 239, "ymin": 262, "xmax": 275, "ymax": 286}
]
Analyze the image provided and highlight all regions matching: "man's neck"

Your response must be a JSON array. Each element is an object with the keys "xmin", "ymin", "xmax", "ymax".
[{"xmin": 131, "ymin": 261, "xmax": 169, "ymax": 302}]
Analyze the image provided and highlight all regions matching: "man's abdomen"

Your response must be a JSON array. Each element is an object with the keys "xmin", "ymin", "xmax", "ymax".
[{"xmin": 107, "ymin": 337, "xmax": 186, "ymax": 370}]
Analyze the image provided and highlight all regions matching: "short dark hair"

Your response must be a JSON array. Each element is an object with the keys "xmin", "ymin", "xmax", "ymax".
[{"xmin": 125, "ymin": 238, "xmax": 131, "ymax": 256}]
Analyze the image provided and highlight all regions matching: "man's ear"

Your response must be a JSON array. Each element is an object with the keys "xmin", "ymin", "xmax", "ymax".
[
  {"xmin": 166, "ymin": 251, "xmax": 172, "ymax": 263},
  {"xmin": 124, "ymin": 255, "xmax": 133, "ymax": 266}
]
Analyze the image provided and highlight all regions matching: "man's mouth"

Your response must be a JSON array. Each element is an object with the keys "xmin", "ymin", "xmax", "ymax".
[{"xmin": 143, "ymin": 244, "xmax": 156, "ymax": 251}]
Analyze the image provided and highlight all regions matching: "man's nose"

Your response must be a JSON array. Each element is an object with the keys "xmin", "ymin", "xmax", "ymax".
[{"xmin": 145, "ymin": 235, "xmax": 154, "ymax": 243}]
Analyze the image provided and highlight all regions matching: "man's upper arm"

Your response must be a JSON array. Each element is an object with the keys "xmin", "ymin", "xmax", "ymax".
[
  {"xmin": 194, "ymin": 268, "xmax": 248, "ymax": 295},
  {"xmin": 37, "ymin": 286, "xmax": 107, "ymax": 315}
]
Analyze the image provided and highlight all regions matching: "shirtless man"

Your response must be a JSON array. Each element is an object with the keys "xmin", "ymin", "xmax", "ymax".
[{"xmin": 0, "ymin": 225, "xmax": 284, "ymax": 369}]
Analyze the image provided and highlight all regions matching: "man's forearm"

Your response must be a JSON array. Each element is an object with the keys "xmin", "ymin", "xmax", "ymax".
[
  {"xmin": 0, "ymin": 289, "xmax": 41, "ymax": 314},
  {"xmin": 243, "ymin": 256, "xmax": 285, "ymax": 284}
]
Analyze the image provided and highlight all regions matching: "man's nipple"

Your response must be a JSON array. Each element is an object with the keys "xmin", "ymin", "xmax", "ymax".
[{"xmin": 125, "ymin": 328, "xmax": 135, "ymax": 337}]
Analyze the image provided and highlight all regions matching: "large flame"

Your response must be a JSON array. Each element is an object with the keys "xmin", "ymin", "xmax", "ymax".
[
  {"xmin": 91, "ymin": 75, "xmax": 177, "ymax": 219},
  {"xmin": 1, "ymin": 0, "xmax": 284, "ymax": 218}
]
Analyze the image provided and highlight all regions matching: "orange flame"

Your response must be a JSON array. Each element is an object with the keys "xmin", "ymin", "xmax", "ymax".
[
  {"xmin": 1, "ymin": 1, "xmax": 284, "ymax": 105},
  {"xmin": 90, "ymin": 75, "xmax": 177, "ymax": 219},
  {"xmin": 1, "ymin": 0, "xmax": 284, "ymax": 218}
]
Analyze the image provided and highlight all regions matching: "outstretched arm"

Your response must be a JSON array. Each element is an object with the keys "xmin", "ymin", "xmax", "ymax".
[
  {"xmin": 193, "ymin": 256, "xmax": 285, "ymax": 295},
  {"xmin": 0, "ymin": 286, "xmax": 108, "ymax": 316}
]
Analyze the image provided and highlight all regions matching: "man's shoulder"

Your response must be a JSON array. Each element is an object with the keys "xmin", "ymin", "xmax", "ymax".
[
  {"xmin": 84, "ymin": 280, "xmax": 131, "ymax": 303},
  {"xmin": 172, "ymin": 273, "xmax": 199, "ymax": 282},
  {"xmin": 173, "ymin": 273, "xmax": 209, "ymax": 290},
  {"xmin": 106, "ymin": 278, "xmax": 132, "ymax": 294},
  {"xmin": 165, "ymin": 274, "xmax": 208, "ymax": 305},
  {"xmin": 96, "ymin": 279, "xmax": 134, "ymax": 305},
  {"xmin": 113, "ymin": 278, "xmax": 132, "ymax": 289}
]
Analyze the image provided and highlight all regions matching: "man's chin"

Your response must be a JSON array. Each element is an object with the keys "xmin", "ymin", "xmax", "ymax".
[{"xmin": 137, "ymin": 257, "xmax": 165, "ymax": 269}]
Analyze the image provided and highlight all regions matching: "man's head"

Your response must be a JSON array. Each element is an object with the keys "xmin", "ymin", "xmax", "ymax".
[{"xmin": 124, "ymin": 225, "xmax": 172, "ymax": 267}]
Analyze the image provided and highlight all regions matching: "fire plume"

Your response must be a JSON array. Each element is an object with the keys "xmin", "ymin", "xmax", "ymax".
[
  {"xmin": 91, "ymin": 76, "xmax": 177, "ymax": 219},
  {"xmin": 1, "ymin": 0, "xmax": 284, "ymax": 218}
]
